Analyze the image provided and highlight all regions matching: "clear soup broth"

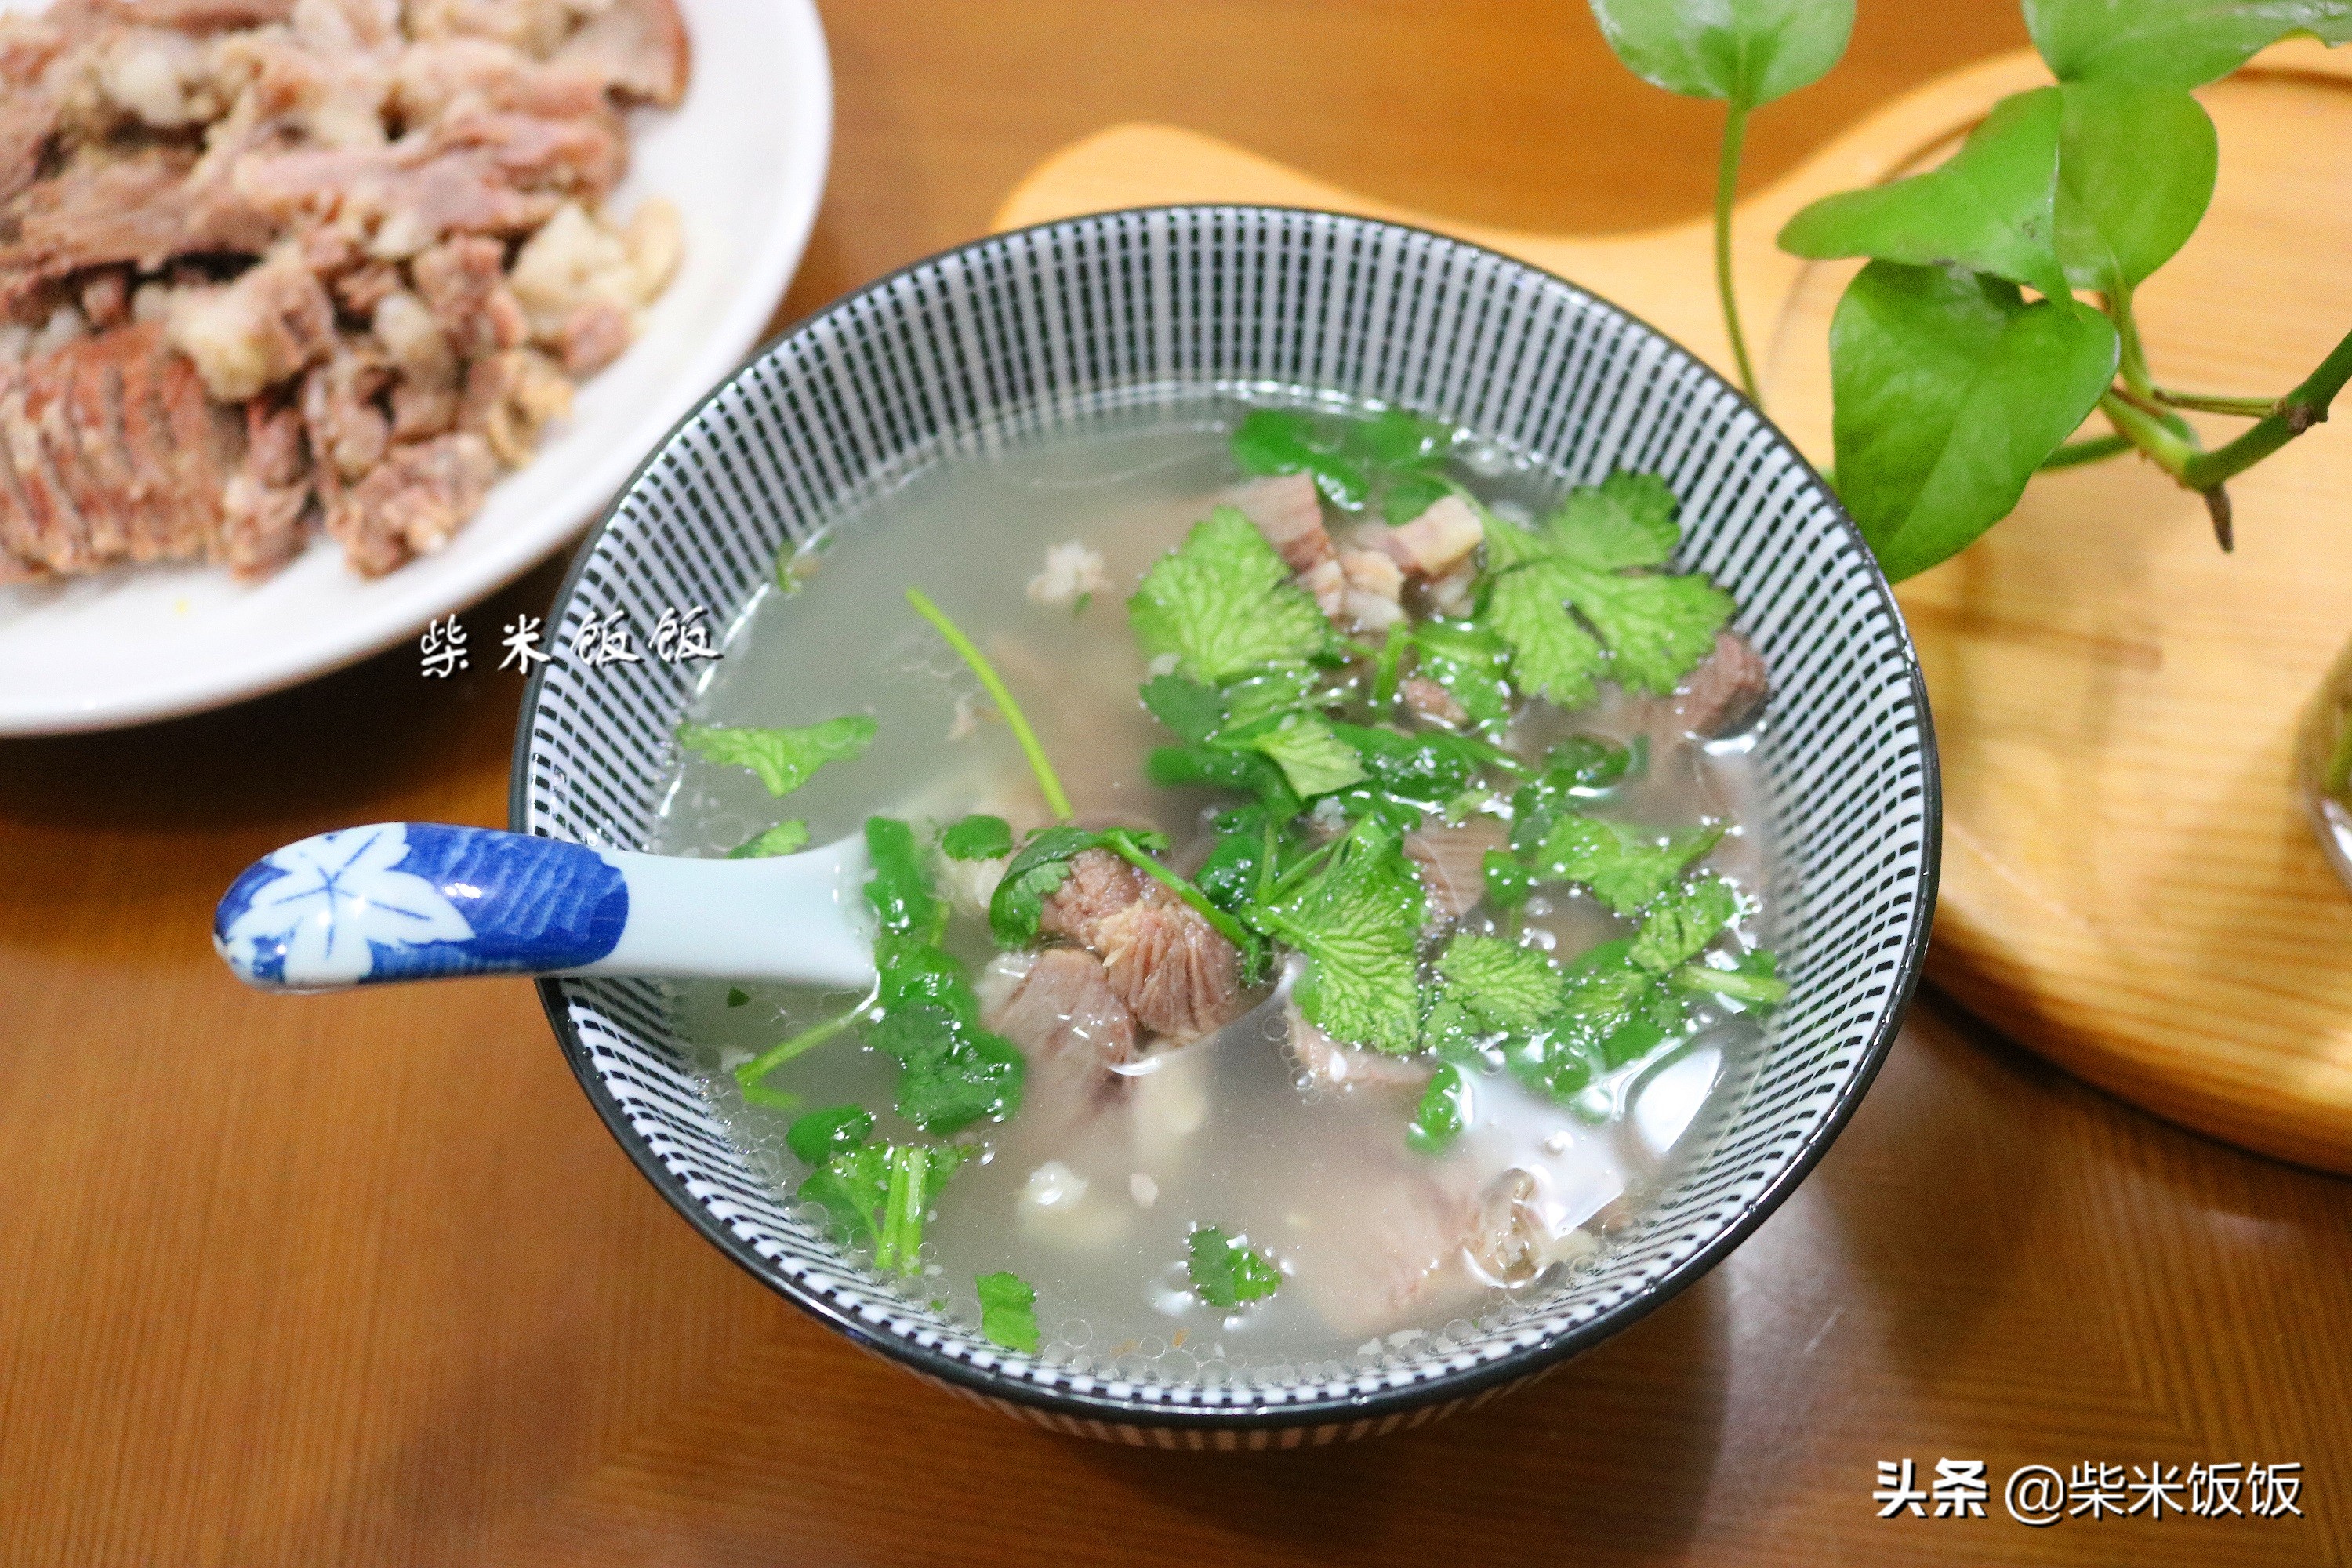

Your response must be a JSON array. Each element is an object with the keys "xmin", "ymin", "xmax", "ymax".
[{"xmin": 652, "ymin": 392, "xmax": 1773, "ymax": 1382}]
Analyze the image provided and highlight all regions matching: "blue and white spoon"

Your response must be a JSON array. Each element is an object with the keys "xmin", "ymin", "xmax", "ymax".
[{"xmin": 213, "ymin": 822, "xmax": 874, "ymax": 992}]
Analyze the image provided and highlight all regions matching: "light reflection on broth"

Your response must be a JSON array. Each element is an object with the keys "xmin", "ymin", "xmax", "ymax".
[{"xmin": 652, "ymin": 395, "xmax": 1772, "ymax": 1377}]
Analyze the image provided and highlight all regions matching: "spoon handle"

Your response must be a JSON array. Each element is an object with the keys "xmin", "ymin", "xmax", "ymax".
[{"xmin": 213, "ymin": 822, "xmax": 875, "ymax": 993}]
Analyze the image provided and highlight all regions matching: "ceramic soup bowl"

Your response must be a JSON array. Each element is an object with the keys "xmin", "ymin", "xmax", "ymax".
[{"xmin": 510, "ymin": 206, "xmax": 1940, "ymax": 1448}]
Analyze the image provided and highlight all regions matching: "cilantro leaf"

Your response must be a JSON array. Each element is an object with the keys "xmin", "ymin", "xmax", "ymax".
[
  {"xmin": 1243, "ymin": 712, "xmax": 1369, "ymax": 798},
  {"xmin": 725, "ymin": 986, "xmax": 750, "ymax": 1007},
  {"xmin": 798, "ymin": 1142, "xmax": 888, "ymax": 1244},
  {"xmin": 985, "ymin": 825, "xmax": 1167, "ymax": 946},
  {"xmin": 1544, "ymin": 561, "xmax": 1735, "ymax": 695},
  {"xmin": 1480, "ymin": 850, "xmax": 1534, "ymax": 910},
  {"xmin": 727, "ymin": 820, "xmax": 811, "ymax": 858},
  {"xmin": 865, "ymin": 816, "xmax": 944, "ymax": 940},
  {"xmin": 1539, "ymin": 470, "xmax": 1681, "ymax": 570},
  {"xmin": 786, "ymin": 1104, "xmax": 873, "ymax": 1166},
  {"xmin": 1534, "ymin": 811, "xmax": 1725, "ymax": 916},
  {"xmin": 976, "ymin": 1271, "xmax": 1043, "ymax": 1353},
  {"xmin": 1406, "ymin": 1062, "xmax": 1474, "ymax": 1154},
  {"xmin": 1218, "ymin": 664, "xmax": 1323, "ymax": 729},
  {"xmin": 1139, "ymin": 673, "xmax": 1225, "ymax": 742},
  {"xmin": 1329, "ymin": 721, "xmax": 1514, "ymax": 807},
  {"xmin": 1630, "ymin": 875, "xmax": 1741, "ymax": 972},
  {"xmin": 1247, "ymin": 819, "xmax": 1425, "ymax": 1053},
  {"xmin": 1554, "ymin": 939, "xmax": 1672, "ymax": 1053},
  {"xmin": 677, "ymin": 715, "xmax": 877, "ymax": 797},
  {"xmin": 1187, "ymin": 1225, "xmax": 1283, "ymax": 1308},
  {"xmin": 1474, "ymin": 474, "xmax": 1733, "ymax": 699},
  {"xmin": 1145, "ymin": 742, "xmax": 1301, "ymax": 820},
  {"xmin": 1436, "ymin": 934, "xmax": 1564, "ymax": 1033},
  {"xmin": 1508, "ymin": 737, "xmax": 1639, "ymax": 854},
  {"xmin": 1193, "ymin": 805, "xmax": 1276, "ymax": 912},
  {"xmin": 1418, "ymin": 993, "xmax": 1495, "ymax": 1063},
  {"xmin": 1504, "ymin": 1035, "xmax": 1594, "ymax": 1102},
  {"xmin": 869, "ymin": 1000, "xmax": 1025, "ymax": 1134},
  {"xmin": 941, "ymin": 813, "xmax": 1014, "ymax": 861},
  {"xmin": 1127, "ymin": 507, "xmax": 1335, "ymax": 683},
  {"xmin": 1407, "ymin": 619, "xmax": 1514, "ymax": 730},
  {"xmin": 867, "ymin": 930, "xmax": 1025, "ymax": 1133},
  {"xmin": 1232, "ymin": 408, "xmax": 1369, "ymax": 509},
  {"xmin": 1479, "ymin": 559, "xmax": 1606, "ymax": 709}
]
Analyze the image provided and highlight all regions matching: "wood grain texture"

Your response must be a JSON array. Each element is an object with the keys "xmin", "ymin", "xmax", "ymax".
[
  {"xmin": 994, "ymin": 43, "xmax": 2352, "ymax": 1174},
  {"xmin": 2, "ymin": 5, "xmax": 2347, "ymax": 1563}
]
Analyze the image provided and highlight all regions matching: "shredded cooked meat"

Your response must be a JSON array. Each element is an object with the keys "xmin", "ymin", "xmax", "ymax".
[
  {"xmin": 0, "ymin": 0, "xmax": 688, "ymax": 583},
  {"xmin": 1036, "ymin": 846, "xmax": 1251, "ymax": 1044},
  {"xmin": 983, "ymin": 947, "xmax": 1140, "ymax": 1145}
]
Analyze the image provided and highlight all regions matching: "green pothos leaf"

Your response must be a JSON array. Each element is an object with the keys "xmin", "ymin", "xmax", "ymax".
[
  {"xmin": 2026, "ymin": 0, "xmax": 2351, "ymax": 91},
  {"xmin": 1586, "ymin": 0, "xmax": 1857, "ymax": 109},
  {"xmin": 1828, "ymin": 260, "xmax": 2119, "ymax": 582}
]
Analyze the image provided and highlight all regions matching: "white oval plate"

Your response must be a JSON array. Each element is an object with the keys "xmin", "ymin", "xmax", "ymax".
[{"xmin": 0, "ymin": 0, "xmax": 832, "ymax": 733}]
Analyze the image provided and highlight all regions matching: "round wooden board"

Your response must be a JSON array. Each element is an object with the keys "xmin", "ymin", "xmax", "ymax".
[{"xmin": 993, "ymin": 42, "xmax": 2352, "ymax": 1174}]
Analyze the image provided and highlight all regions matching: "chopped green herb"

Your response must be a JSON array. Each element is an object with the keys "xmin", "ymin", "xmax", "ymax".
[
  {"xmin": 986, "ymin": 824, "xmax": 1160, "ymax": 946},
  {"xmin": 1186, "ymin": 1225, "xmax": 1283, "ymax": 1308},
  {"xmin": 941, "ymin": 813, "xmax": 1014, "ymax": 862},
  {"xmin": 1406, "ymin": 1062, "xmax": 1475, "ymax": 1154},
  {"xmin": 1127, "ymin": 507, "xmax": 1337, "ymax": 684},
  {"xmin": 677, "ymin": 716, "xmax": 877, "ymax": 797},
  {"xmin": 1436, "ymin": 933, "xmax": 1564, "ymax": 1033},
  {"xmin": 1552, "ymin": 939, "xmax": 1675, "ymax": 1056},
  {"xmin": 1418, "ymin": 993, "xmax": 1495, "ymax": 1063},
  {"xmin": 798, "ymin": 1142, "xmax": 887, "ymax": 1243},
  {"xmin": 1193, "ymin": 805, "xmax": 1276, "ymax": 912},
  {"xmin": 724, "ymin": 986, "xmax": 750, "ymax": 1008},
  {"xmin": 1139, "ymin": 673, "xmax": 1225, "ymax": 742},
  {"xmin": 975, "ymin": 1270, "xmax": 1043, "ymax": 1353},
  {"xmin": 1479, "ymin": 557, "xmax": 1606, "ymax": 709},
  {"xmin": 864, "ymin": 816, "xmax": 945, "ymax": 941},
  {"xmin": 1243, "ymin": 712, "xmax": 1369, "ymax": 798},
  {"xmin": 786, "ymin": 1104, "xmax": 874, "ymax": 1166},
  {"xmin": 1548, "ymin": 561, "xmax": 1736, "ymax": 695},
  {"xmin": 1329, "ymin": 721, "xmax": 1514, "ymax": 807},
  {"xmin": 1630, "ymin": 875, "xmax": 1742, "ymax": 972},
  {"xmin": 1247, "ymin": 818, "xmax": 1425, "ymax": 1054},
  {"xmin": 1538, "ymin": 470, "xmax": 1682, "ymax": 570},
  {"xmin": 1406, "ymin": 619, "xmax": 1515, "ymax": 731},
  {"xmin": 1145, "ymin": 742, "xmax": 1301, "ymax": 820},
  {"xmin": 1534, "ymin": 812, "xmax": 1726, "ymax": 916},
  {"xmin": 877, "ymin": 1143, "xmax": 964, "ymax": 1274},
  {"xmin": 1481, "ymin": 850, "xmax": 1534, "ymax": 909},
  {"xmin": 1675, "ymin": 947, "xmax": 1791, "ymax": 1007},
  {"xmin": 727, "ymin": 820, "xmax": 811, "ymax": 859},
  {"xmin": 1231, "ymin": 408, "xmax": 1370, "ymax": 509},
  {"xmin": 1218, "ymin": 664, "xmax": 1324, "ymax": 729},
  {"xmin": 1473, "ymin": 474, "xmax": 1733, "ymax": 699}
]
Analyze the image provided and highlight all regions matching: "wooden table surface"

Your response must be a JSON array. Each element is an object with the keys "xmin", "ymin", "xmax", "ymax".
[{"xmin": 3, "ymin": 3, "xmax": 2347, "ymax": 1563}]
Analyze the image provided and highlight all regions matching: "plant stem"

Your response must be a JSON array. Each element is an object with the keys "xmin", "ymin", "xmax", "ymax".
[
  {"xmin": 2099, "ymin": 393, "xmax": 2234, "ymax": 549},
  {"xmin": 2152, "ymin": 387, "xmax": 2280, "ymax": 419},
  {"xmin": 2109, "ymin": 283, "xmax": 2154, "ymax": 398},
  {"xmin": 736, "ymin": 993, "xmax": 873, "ymax": 1093},
  {"xmin": 906, "ymin": 587, "xmax": 1075, "ymax": 822},
  {"xmin": 1103, "ymin": 828, "xmax": 1258, "ymax": 957},
  {"xmin": 1715, "ymin": 100, "xmax": 1761, "ymax": 405},
  {"xmin": 2179, "ymin": 324, "xmax": 2352, "ymax": 490},
  {"xmin": 2040, "ymin": 434, "xmax": 2132, "ymax": 471}
]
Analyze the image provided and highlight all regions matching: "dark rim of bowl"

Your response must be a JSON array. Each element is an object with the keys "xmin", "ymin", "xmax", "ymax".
[{"xmin": 509, "ymin": 202, "xmax": 1944, "ymax": 1432}]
